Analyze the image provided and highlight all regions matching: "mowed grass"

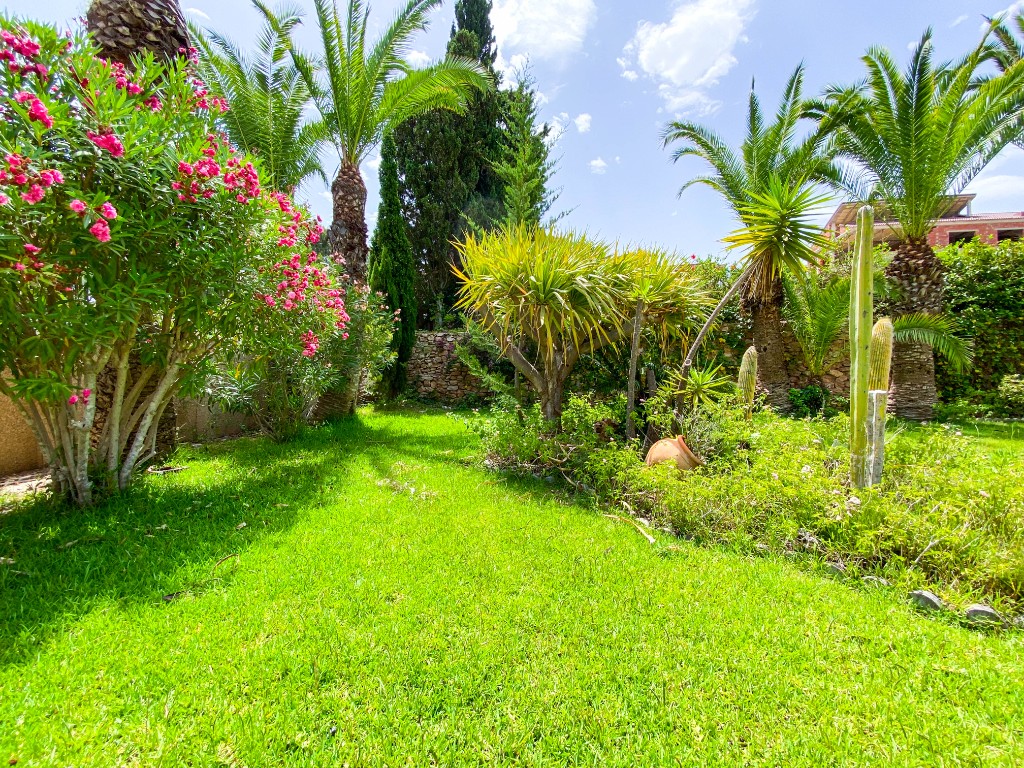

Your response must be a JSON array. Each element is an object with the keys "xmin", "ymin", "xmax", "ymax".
[{"xmin": 1, "ymin": 410, "xmax": 1022, "ymax": 766}]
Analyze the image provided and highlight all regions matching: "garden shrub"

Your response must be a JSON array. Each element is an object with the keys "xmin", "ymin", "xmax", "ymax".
[
  {"xmin": 999, "ymin": 374, "xmax": 1024, "ymax": 418},
  {"xmin": 937, "ymin": 240, "xmax": 1024, "ymax": 401},
  {"xmin": 0, "ymin": 19, "xmax": 346, "ymax": 502},
  {"xmin": 788, "ymin": 384, "xmax": 830, "ymax": 418}
]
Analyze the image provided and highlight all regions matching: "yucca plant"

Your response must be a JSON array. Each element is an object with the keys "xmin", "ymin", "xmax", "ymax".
[
  {"xmin": 811, "ymin": 27, "xmax": 1024, "ymax": 419},
  {"xmin": 194, "ymin": 2, "xmax": 327, "ymax": 193},
  {"xmin": 454, "ymin": 227, "xmax": 707, "ymax": 424},
  {"xmin": 623, "ymin": 251, "xmax": 710, "ymax": 438},
  {"xmin": 662, "ymin": 363, "xmax": 734, "ymax": 413},
  {"xmin": 663, "ymin": 66, "xmax": 841, "ymax": 410},
  {"xmin": 273, "ymin": 0, "xmax": 492, "ymax": 280}
]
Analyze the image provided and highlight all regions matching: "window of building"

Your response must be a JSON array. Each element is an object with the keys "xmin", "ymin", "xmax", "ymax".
[
  {"xmin": 948, "ymin": 231, "xmax": 976, "ymax": 245},
  {"xmin": 998, "ymin": 229, "xmax": 1023, "ymax": 242}
]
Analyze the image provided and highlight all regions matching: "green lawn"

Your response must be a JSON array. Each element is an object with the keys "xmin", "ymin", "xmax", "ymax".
[{"xmin": 1, "ymin": 409, "xmax": 1022, "ymax": 766}]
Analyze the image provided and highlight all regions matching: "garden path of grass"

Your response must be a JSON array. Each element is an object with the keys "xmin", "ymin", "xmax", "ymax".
[{"xmin": 1, "ymin": 409, "xmax": 1022, "ymax": 766}]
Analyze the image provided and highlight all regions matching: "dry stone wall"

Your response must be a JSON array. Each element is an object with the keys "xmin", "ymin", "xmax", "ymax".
[{"xmin": 406, "ymin": 332, "xmax": 490, "ymax": 404}]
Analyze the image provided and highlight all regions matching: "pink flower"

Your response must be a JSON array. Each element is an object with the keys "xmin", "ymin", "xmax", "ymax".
[
  {"xmin": 13, "ymin": 91, "xmax": 32, "ymax": 104},
  {"xmin": 90, "ymin": 220, "xmax": 111, "ymax": 242},
  {"xmin": 68, "ymin": 394, "xmax": 79, "ymax": 405},
  {"xmin": 177, "ymin": 162, "xmax": 194, "ymax": 175},
  {"xmin": 38, "ymin": 169, "xmax": 63, "ymax": 187},
  {"xmin": 86, "ymin": 131, "xmax": 125, "ymax": 158},
  {"xmin": 98, "ymin": 202, "xmax": 117, "ymax": 219},
  {"xmin": 21, "ymin": 184, "xmax": 45, "ymax": 204},
  {"xmin": 27, "ymin": 98, "xmax": 52, "ymax": 128},
  {"xmin": 82, "ymin": 388, "xmax": 91, "ymax": 402},
  {"xmin": 13, "ymin": 262, "xmax": 26, "ymax": 271},
  {"xmin": 69, "ymin": 199, "xmax": 87, "ymax": 214},
  {"xmin": 23, "ymin": 243, "xmax": 40, "ymax": 254},
  {"xmin": 0, "ymin": 194, "xmax": 9, "ymax": 206}
]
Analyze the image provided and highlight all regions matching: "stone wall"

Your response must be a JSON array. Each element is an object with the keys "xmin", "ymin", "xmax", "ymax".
[
  {"xmin": 0, "ymin": 392, "xmax": 45, "ymax": 476},
  {"xmin": 406, "ymin": 332, "xmax": 490, "ymax": 404}
]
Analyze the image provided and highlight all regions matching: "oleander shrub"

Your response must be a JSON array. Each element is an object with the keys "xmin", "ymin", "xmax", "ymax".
[{"xmin": 0, "ymin": 18, "xmax": 346, "ymax": 503}]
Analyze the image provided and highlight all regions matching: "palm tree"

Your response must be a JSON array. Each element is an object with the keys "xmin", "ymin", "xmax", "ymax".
[
  {"xmin": 663, "ymin": 66, "xmax": 839, "ymax": 410},
  {"xmin": 193, "ymin": 2, "xmax": 327, "ymax": 194},
  {"xmin": 276, "ymin": 0, "xmax": 491, "ymax": 282},
  {"xmin": 87, "ymin": 0, "xmax": 189, "ymax": 67},
  {"xmin": 810, "ymin": 29, "xmax": 1024, "ymax": 419}
]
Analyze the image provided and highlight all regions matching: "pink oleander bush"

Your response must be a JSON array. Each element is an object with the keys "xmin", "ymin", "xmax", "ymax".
[{"xmin": 0, "ymin": 17, "xmax": 347, "ymax": 504}]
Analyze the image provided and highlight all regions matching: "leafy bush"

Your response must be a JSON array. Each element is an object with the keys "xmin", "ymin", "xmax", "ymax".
[
  {"xmin": 788, "ymin": 384, "xmax": 830, "ymax": 418},
  {"xmin": 937, "ymin": 240, "xmax": 1024, "ymax": 400},
  {"xmin": 999, "ymin": 374, "xmax": 1024, "ymax": 418},
  {"xmin": 0, "ymin": 19, "xmax": 346, "ymax": 503},
  {"xmin": 471, "ymin": 399, "xmax": 1024, "ymax": 612}
]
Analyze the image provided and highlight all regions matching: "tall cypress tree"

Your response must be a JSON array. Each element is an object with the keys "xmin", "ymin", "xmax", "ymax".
[
  {"xmin": 369, "ymin": 134, "xmax": 417, "ymax": 397},
  {"xmin": 394, "ymin": 0, "xmax": 504, "ymax": 328}
]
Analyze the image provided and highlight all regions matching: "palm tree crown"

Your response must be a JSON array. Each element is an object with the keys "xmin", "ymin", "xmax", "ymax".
[
  {"xmin": 812, "ymin": 28, "xmax": 1024, "ymax": 242},
  {"xmin": 194, "ymin": 2, "xmax": 326, "ymax": 193},
  {"xmin": 286, "ymin": 0, "xmax": 491, "ymax": 168}
]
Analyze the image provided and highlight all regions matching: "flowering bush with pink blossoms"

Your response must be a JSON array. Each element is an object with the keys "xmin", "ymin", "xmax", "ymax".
[{"xmin": 0, "ymin": 18, "xmax": 346, "ymax": 504}]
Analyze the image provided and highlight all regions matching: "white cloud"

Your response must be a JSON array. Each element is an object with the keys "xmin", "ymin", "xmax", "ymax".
[
  {"xmin": 492, "ymin": 0, "xmax": 597, "ymax": 62},
  {"xmin": 965, "ymin": 173, "xmax": 1024, "ymax": 208},
  {"xmin": 184, "ymin": 7, "xmax": 210, "ymax": 20},
  {"xmin": 620, "ymin": 0, "xmax": 756, "ymax": 115},
  {"xmin": 986, "ymin": 2, "xmax": 1024, "ymax": 29},
  {"xmin": 574, "ymin": 113, "xmax": 592, "ymax": 133},
  {"xmin": 589, "ymin": 157, "xmax": 608, "ymax": 175},
  {"xmin": 950, "ymin": 14, "xmax": 969, "ymax": 27},
  {"xmin": 907, "ymin": 40, "xmax": 918, "ymax": 52},
  {"xmin": 406, "ymin": 50, "xmax": 431, "ymax": 67}
]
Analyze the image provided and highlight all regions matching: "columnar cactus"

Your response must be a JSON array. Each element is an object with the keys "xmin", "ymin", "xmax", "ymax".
[
  {"xmin": 868, "ymin": 317, "xmax": 894, "ymax": 392},
  {"xmin": 850, "ymin": 206, "xmax": 874, "ymax": 489},
  {"xmin": 867, "ymin": 317, "xmax": 894, "ymax": 486},
  {"xmin": 738, "ymin": 345, "xmax": 758, "ymax": 420}
]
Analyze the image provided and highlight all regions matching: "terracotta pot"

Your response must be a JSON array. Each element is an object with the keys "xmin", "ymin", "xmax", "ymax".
[{"xmin": 645, "ymin": 436, "xmax": 704, "ymax": 472}]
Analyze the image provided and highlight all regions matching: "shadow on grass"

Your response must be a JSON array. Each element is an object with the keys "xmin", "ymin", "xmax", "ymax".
[{"xmin": 0, "ymin": 413, "xmax": 477, "ymax": 666}]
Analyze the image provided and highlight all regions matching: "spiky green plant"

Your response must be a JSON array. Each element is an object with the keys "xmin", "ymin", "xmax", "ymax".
[
  {"xmin": 663, "ymin": 65, "xmax": 842, "ymax": 409},
  {"xmin": 810, "ymin": 27, "xmax": 1024, "ymax": 418},
  {"xmin": 850, "ymin": 206, "xmax": 874, "ymax": 489},
  {"xmin": 454, "ymin": 227, "xmax": 707, "ymax": 424},
  {"xmin": 270, "ymin": 0, "xmax": 492, "ymax": 278},
  {"xmin": 738, "ymin": 346, "xmax": 758, "ymax": 419},
  {"xmin": 193, "ymin": 2, "xmax": 327, "ymax": 192},
  {"xmin": 666, "ymin": 363, "xmax": 734, "ymax": 413}
]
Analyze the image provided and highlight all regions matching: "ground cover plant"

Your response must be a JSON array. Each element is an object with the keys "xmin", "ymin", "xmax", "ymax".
[
  {"xmin": 473, "ymin": 398, "xmax": 1024, "ymax": 616},
  {"xmin": 2, "ymin": 409, "xmax": 1023, "ymax": 766}
]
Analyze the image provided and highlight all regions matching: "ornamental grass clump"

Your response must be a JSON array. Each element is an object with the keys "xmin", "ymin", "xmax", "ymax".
[{"xmin": 0, "ymin": 18, "xmax": 347, "ymax": 504}]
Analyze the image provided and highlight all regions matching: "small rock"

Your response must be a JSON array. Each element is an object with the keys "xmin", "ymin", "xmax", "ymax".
[
  {"xmin": 908, "ymin": 590, "xmax": 944, "ymax": 612},
  {"xmin": 826, "ymin": 562, "xmax": 847, "ymax": 577},
  {"xmin": 965, "ymin": 604, "xmax": 1005, "ymax": 626},
  {"xmin": 862, "ymin": 575, "xmax": 891, "ymax": 587},
  {"xmin": 236, "ymin": 522, "xmax": 248, "ymax": 530}
]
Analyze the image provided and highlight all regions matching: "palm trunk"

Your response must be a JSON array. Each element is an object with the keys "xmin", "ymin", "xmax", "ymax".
[
  {"xmin": 749, "ymin": 294, "xmax": 791, "ymax": 412},
  {"xmin": 86, "ymin": 0, "xmax": 189, "ymax": 68},
  {"xmin": 886, "ymin": 240, "xmax": 944, "ymax": 420},
  {"xmin": 330, "ymin": 161, "xmax": 369, "ymax": 283},
  {"xmin": 681, "ymin": 263, "xmax": 754, "ymax": 380}
]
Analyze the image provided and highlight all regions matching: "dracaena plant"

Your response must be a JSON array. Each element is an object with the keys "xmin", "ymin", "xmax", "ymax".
[{"xmin": 0, "ymin": 18, "xmax": 347, "ymax": 505}]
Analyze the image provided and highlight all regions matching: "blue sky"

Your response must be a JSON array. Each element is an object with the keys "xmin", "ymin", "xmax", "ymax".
[{"xmin": 4, "ymin": 0, "xmax": 1023, "ymax": 258}]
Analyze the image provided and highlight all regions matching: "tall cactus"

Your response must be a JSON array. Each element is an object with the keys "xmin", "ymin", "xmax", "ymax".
[
  {"xmin": 868, "ymin": 317, "xmax": 894, "ymax": 392},
  {"xmin": 738, "ymin": 346, "xmax": 758, "ymax": 420},
  {"xmin": 850, "ymin": 206, "xmax": 874, "ymax": 489},
  {"xmin": 867, "ymin": 317, "xmax": 894, "ymax": 486}
]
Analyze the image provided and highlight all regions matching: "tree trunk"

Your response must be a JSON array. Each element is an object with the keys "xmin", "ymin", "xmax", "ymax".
[
  {"xmin": 86, "ymin": 0, "xmax": 189, "ymax": 68},
  {"xmin": 625, "ymin": 299, "xmax": 644, "ymax": 440},
  {"xmin": 748, "ymin": 295, "xmax": 792, "ymax": 412},
  {"xmin": 886, "ymin": 240, "xmax": 944, "ymax": 420},
  {"xmin": 330, "ymin": 161, "xmax": 370, "ymax": 283},
  {"xmin": 681, "ymin": 263, "xmax": 754, "ymax": 380},
  {"xmin": 540, "ymin": 378, "xmax": 565, "ymax": 424}
]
